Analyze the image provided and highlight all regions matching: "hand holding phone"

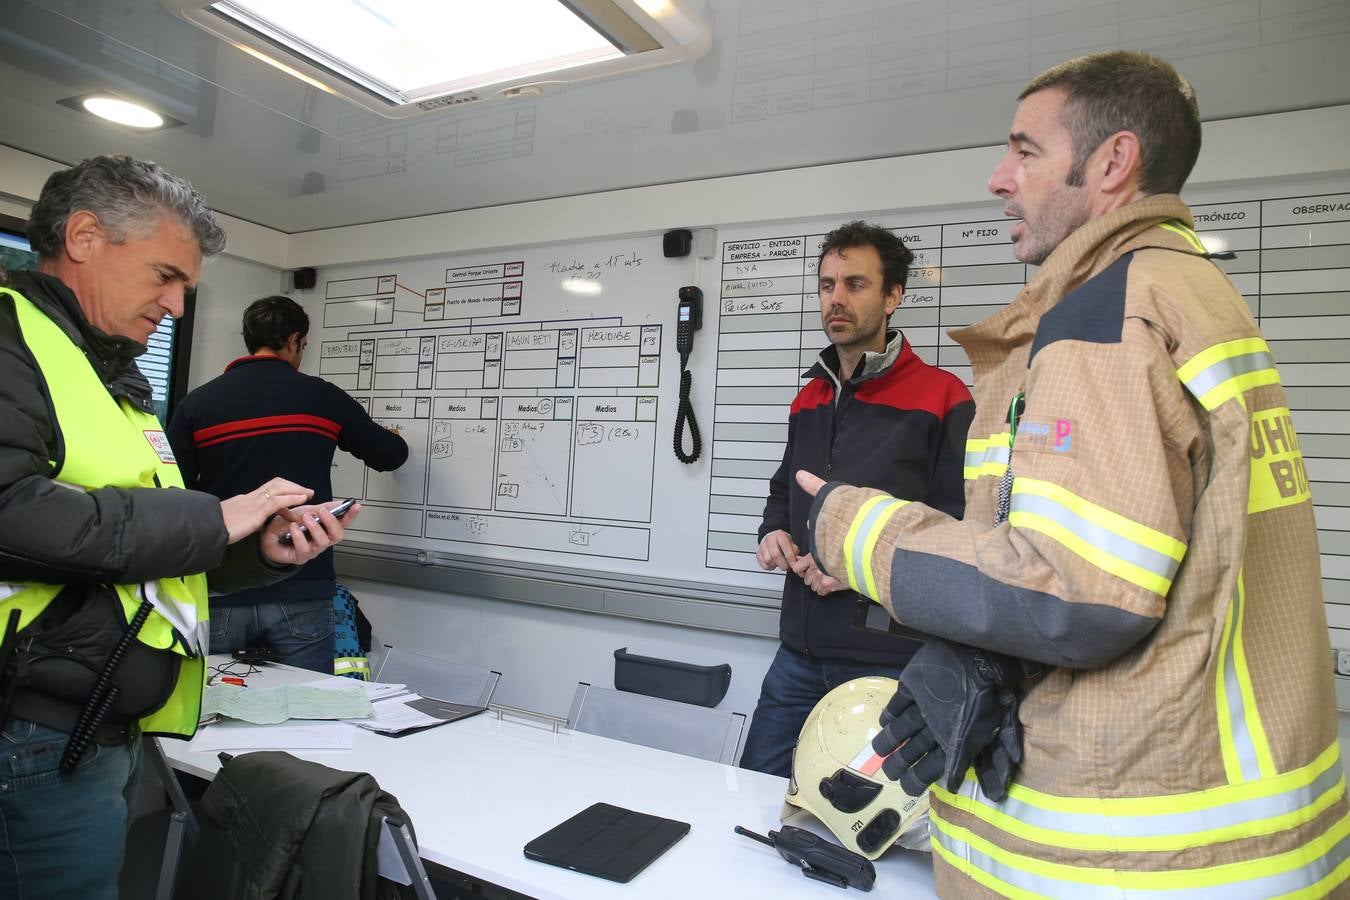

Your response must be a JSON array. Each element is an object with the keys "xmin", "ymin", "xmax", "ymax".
[{"xmin": 278, "ymin": 497, "xmax": 356, "ymax": 545}]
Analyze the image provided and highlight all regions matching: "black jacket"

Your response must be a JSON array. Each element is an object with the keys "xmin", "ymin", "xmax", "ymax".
[
  {"xmin": 168, "ymin": 356, "xmax": 408, "ymax": 607},
  {"xmin": 176, "ymin": 751, "xmax": 410, "ymax": 900},
  {"xmin": 760, "ymin": 331, "xmax": 973, "ymax": 664},
  {"xmin": 0, "ymin": 270, "xmax": 289, "ymax": 730}
]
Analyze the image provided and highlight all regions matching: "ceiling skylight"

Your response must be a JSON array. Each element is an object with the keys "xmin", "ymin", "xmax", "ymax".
[{"xmin": 164, "ymin": 0, "xmax": 708, "ymax": 117}]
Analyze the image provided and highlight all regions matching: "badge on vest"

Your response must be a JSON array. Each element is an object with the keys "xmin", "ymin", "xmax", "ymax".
[{"xmin": 144, "ymin": 430, "xmax": 178, "ymax": 464}]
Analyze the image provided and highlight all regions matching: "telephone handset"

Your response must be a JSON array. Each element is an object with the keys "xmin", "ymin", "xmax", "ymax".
[
  {"xmin": 674, "ymin": 286, "xmax": 703, "ymax": 463},
  {"xmin": 676, "ymin": 285, "xmax": 702, "ymax": 356}
]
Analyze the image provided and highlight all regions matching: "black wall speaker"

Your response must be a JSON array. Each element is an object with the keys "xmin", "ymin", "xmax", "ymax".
[
  {"xmin": 663, "ymin": 229, "xmax": 693, "ymax": 258},
  {"xmin": 292, "ymin": 267, "xmax": 317, "ymax": 291}
]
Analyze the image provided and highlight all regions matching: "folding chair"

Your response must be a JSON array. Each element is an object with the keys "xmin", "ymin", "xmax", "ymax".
[
  {"xmin": 566, "ymin": 682, "xmax": 746, "ymax": 764},
  {"xmin": 374, "ymin": 645, "xmax": 501, "ymax": 707}
]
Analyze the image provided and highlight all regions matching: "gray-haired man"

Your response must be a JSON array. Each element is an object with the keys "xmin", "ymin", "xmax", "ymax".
[{"xmin": 0, "ymin": 156, "xmax": 360, "ymax": 899}]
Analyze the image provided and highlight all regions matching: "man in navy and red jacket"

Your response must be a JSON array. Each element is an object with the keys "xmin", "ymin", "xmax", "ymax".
[
  {"xmin": 168, "ymin": 295, "xmax": 407, "ymax": 672},
  {"xmin": 739, "ymin": 221, "xmax": 973, "ymax": 777}
]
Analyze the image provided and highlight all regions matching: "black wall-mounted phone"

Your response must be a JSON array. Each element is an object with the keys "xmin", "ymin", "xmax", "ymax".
[
  {"xmin": 676, "ymin": 285, "xmax": 702, "ymax": 356},
  {"xmin": 674, "ymin": 285, "xmax": 703, "ymax": 463}
]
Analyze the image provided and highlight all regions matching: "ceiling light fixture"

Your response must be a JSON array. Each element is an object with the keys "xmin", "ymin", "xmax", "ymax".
[
  {"xmin": 163, "ymin": 0, "xmax": 710, "ymax": 118},
  {"xmin": 57, "ymin": 93, "xmax": 185, "ymax": 131}
]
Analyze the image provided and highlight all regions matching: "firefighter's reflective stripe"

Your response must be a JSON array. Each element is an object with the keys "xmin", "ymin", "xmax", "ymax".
[
  {"xmin": 0, "ymin": 583, "xmax": 18, "ymax": 602},
  {"xmin": 964, "ymin": 433, "xmax": 1011, "ymax": 480},
  {"xmin": 1218, "ymin": 574, "xmax": 1277, "ymax": 782},
  {"xmin": 843, "ymin": 495, "xmax": 909, "ymax": 599},
  {"xmin": 1008, "ymin": 477, "xmax": 1187, "ymax": 597},
  {"xmin": 1178, "ymin": 337, "xmax": 1280, "ymax": 411},
  {"xmin": 936, "ymin": 741, "xmax": 1344, "ymax": 854},
  {"xmin": 1159, "ymin": 219, "xmax": 1208, "ymax": 254},
  {"xmin": 930, "ymin": 787, "xmax": 1350, "ymax": 898}
]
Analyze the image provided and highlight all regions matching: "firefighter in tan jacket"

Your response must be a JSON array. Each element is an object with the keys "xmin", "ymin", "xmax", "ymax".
[{"xmin": 800, "ymin": 52, "xmax": 1350, "ymax": 897}]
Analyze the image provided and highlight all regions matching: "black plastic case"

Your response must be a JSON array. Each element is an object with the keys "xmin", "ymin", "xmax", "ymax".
[{"xmin": 612, "ymin": 647, "xmax": 731, "ymax": 708}]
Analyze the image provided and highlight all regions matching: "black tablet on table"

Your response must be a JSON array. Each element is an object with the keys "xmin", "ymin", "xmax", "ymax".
[{"xmin": 523, "ymin": 802, "xmax": 690, "ymax": 883}]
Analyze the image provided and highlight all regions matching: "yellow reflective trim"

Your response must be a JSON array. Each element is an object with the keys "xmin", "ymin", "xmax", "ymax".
[
  {"xmin": 860, "ymin": 501, "xmax": 905, "ymax": 600},
  {"xmin": 1198, "ymin": 368, "xmax": 1281, "ymax": 411},
  {"xmin": 1177, "ymin": 336, "xmax": 1280, "ymax": 411},
  {"xmin": 1217, "ymin": 588, "xmax": 1243, "ymax": 782},
  {"xmin": 930, "ymin": 833, "xmax": 1046, "ymax": 900},
  {"xmin": 1232, "ymin": 576, "xmax": 1277, "ymax": 778},
  {"xmin": 936, "ymin": 773, "xmax": 1346, "ymax": 853},
  {"xmin": 1177, "ymin": 337, "xmax": 1272, "ymax": 384},
  {"xmin": 964, "ymin": 433, "xmax": 1011, "ymax": 480},
  {"xmin": 1159, "ymin": 219, "xmax": 1208, "ymax": 253},
  {"xmin": 930, "ymin": 804, "xmax": 1350, "ymax": 891},
  {"xmin": 1014, "ymin": 478, "xmax": 1186, "ymax": 561},
  {"xmin": 842, "ymin": 495, "xmax": 890, "ymax": 595},
  {"xmin": 1009, "ymin": 509, "xmax": 1173, "ymax": 596},
  {"xmin": 1273, "ymin": 855, "xmax": 1350, "ymax": 900},
  {"xmin": 991, "ymin": 741, "xmax": 1343, "ymax": 815}
]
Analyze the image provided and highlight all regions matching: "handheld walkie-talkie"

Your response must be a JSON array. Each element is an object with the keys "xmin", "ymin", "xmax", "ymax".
[{"xmin": 734, "ymin": 824, "xmax": 876, "ymax": 891}]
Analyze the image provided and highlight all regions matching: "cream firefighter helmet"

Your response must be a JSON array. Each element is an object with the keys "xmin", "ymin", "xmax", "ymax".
[{"xmin": 784, "ymin": 676, "xmax": 929, "ymax": 860}]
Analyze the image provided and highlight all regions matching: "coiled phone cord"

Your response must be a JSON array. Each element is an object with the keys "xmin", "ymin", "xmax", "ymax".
[
  {"xmin": 60, "ymin": 598, "xmax": 153, "ymax": 774},
  {"xmin": 674, "ymin": 353, "xmax": 702, "ymax": 464}
]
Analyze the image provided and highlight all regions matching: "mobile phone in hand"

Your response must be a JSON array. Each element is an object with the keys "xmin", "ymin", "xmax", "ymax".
[{"xmin": 278, "ymin": 497, "xmax": 356, "ymax": 545}]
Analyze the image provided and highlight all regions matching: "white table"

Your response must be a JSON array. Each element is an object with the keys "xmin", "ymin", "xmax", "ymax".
[{"xmin": 161, "ymin": 659, "xmax": 937, "ymax": 899}]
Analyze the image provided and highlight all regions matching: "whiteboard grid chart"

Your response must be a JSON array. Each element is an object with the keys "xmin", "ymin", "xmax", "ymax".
[
  {"xmin": 312, "ymin": 236, "xmax": 691, "ymax": 584},
  {"xmin": 708, "ymin": 180, "xmax": 1350, "ymax": 650}
]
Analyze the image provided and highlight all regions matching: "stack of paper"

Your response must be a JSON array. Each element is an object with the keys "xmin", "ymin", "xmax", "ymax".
[{"xmin": 351, "ymin": 695, "xmax": 486, "ymax": 735}]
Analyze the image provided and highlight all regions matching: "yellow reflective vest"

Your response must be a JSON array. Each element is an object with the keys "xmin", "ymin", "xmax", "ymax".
[
  {"xmin": 810, "ymin": 197, "xmax": 1350, "ymax": 897},
  {"xmin": 0, "ymin": 286, "xmax": 208, "ymax": 738}
]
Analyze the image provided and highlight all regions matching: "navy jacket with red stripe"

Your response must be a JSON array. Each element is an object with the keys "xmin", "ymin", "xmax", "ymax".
[
  {"xmin": 167, "ymin": 356, "xmax": 408, "ymax": 607},
  {"xmin": 760, "ymin": 331, "xmax": 973, "ymax": 664}
]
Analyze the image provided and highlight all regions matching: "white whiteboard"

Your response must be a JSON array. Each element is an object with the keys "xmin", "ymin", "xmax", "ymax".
[{"xmin": 311, "ymin": 173, "xmax": 1350, "ymax": 643}]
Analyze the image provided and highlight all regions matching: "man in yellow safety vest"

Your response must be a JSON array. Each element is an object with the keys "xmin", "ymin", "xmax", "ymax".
[{"xmin": 0, "ymin": 155, "xmax": 361, "ymax": 900}]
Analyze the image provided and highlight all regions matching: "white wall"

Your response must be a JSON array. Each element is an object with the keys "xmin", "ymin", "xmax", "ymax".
[{"xmin": 189, "ymin": 254, "xmax": 285, "ymax": 387}]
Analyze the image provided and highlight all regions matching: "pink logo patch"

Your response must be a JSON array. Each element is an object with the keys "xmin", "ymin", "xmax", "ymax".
[{"xmin": 1054, "ymin": 419, "xmax": 1072, "ymax": 452}]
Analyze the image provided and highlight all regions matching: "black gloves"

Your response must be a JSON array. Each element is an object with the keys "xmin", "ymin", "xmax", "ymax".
[{"xmin": 870, "ymin": 639, "xmax": 1040, "ymax": 802}]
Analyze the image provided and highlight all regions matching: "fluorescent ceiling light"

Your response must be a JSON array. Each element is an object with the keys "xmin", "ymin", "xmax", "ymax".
[
  {"xmin": 164, "ymin": 0, "xmax": 709, "ymax": 117},
  {"xmin": 215, "ymin": 0, "xmax": 622, "ymax": 100},
  {"xmin": 82, "ymin": 96, "xmax": 164, "ymax": 128},
  {"xmin": 232, "ymin": 43, "xmax": 336, "ymax": 94}
]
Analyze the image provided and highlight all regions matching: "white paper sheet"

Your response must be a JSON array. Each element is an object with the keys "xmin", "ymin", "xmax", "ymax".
[
  {"xmin": 188, "ymin": 720, "xmax": 355, "ymax": 751},
  {"xmin": 299, "ymin": 677, "xmax": 410, "ymax": 702}
]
